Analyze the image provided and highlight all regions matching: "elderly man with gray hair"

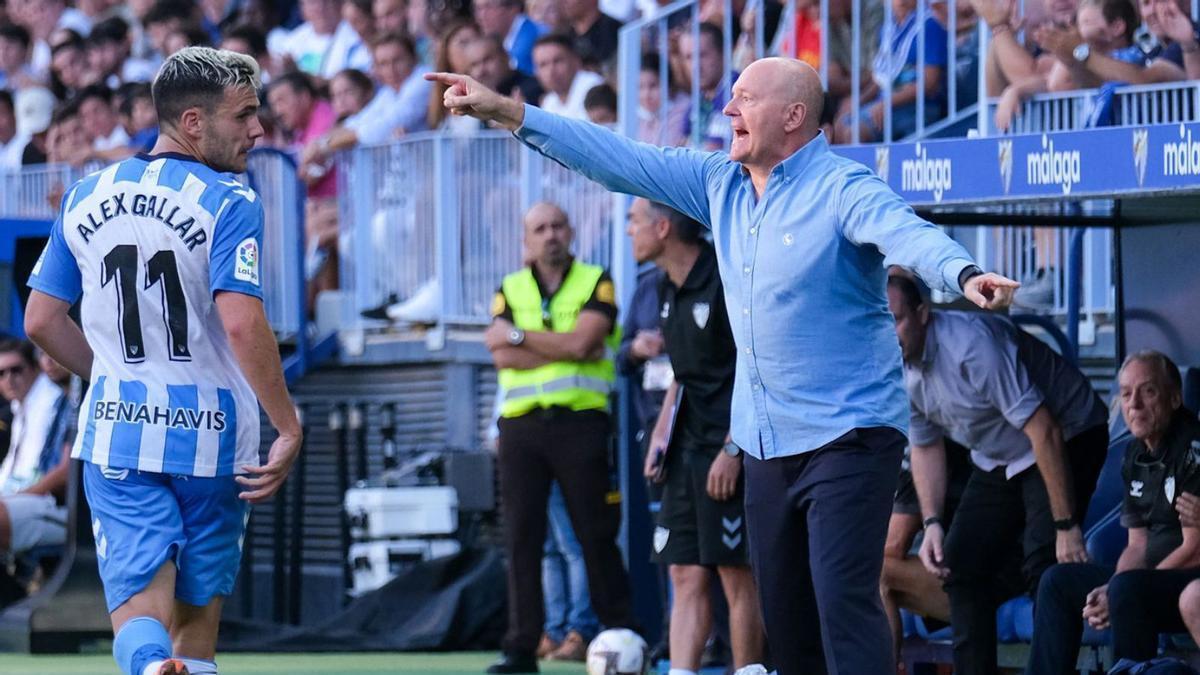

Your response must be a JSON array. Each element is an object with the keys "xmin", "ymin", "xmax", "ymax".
[{"xmin": 1025, "ymin": 350, "xmax": 1200, "ymax": 673}]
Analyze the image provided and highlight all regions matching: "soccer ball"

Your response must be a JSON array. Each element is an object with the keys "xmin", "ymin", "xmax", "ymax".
[{"xmin": 585, "ymin": 628, "xmax": 648, "ymax": 675}]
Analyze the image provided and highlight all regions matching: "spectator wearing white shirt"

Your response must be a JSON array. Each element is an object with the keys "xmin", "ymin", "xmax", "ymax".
[
  {"xmin": 0, "ymin": 339, "xmax": 71, "ymax": 558},
  {"xmin": 78, "ymin": 84, "xmax": 131, "ymax": 158},
  {"xmin": 272, "ymin": 0, "xmax": 371, "ymax": 79},
  {"xmin": 533, "ymin": 33, "xmax": 604, "ymax": 120},
  {"xmin": 303, "ymin": 32, "xmax": 430, "ymax": 168}
]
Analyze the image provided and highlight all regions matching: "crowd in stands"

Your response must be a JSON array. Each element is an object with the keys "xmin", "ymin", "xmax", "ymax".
[{"xmin": 0, "ymin": 0, "xmax": 1193, "ymax": 308}]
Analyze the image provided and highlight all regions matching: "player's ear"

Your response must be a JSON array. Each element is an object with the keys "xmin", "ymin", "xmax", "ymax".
[{"xmin": 178, "ymin": 107, "xmax": 204, "ymax": 139}]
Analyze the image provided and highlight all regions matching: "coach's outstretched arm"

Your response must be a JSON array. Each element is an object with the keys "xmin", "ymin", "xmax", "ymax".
[
  {"xmin": 216, "ymin": 292, "xmax": 302, "ymax": 503},
  {"xmin": 426, "ymin": 72, "xmax": 719, "ymax": 227}
]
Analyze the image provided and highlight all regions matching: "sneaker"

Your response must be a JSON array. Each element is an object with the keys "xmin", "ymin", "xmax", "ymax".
[
  {"xmin": 536, "ymin": 633, "xmax": 560, "ymax": 659},
  {"xmin": 547, "ymin": 630, "xmax": 587, "ymax": 662},
  {"xmin": 155, "ymin": 659, "xmax": 190, "ymax": 675},
  {"xmin": 360, "ymin": 293, "xmax": 399, "ymax": 320}
]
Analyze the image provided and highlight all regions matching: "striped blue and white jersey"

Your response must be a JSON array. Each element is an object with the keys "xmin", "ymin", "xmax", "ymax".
[{"xmin": 28, "ymin": 152, "xmax": 264, "ymax": 477}]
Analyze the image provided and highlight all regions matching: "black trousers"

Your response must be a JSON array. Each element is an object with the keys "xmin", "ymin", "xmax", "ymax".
[
  {"xmin": 1026, "ymin": 562, "xmax": 1115, "ymax": 675},
  {"xmin": 1109, "ymin": 567, "xmax": 1200, "ymax": 662},
  {"xmin": 743, "ymin": 427, "xmax": 905, "ymax": 675},
  {"xmin": 496, "ymin": 408, "xmax": 634, "ymax": 653},
  {"xmin": 943, "ymin": 424, "xmax": 1109, "ymax": 675}
]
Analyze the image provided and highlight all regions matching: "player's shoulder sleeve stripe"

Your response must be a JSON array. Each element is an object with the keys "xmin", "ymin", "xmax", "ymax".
[
  {"xmin": 216, "ymin": 171, "xmax": 258, "ymax": 204},
  {"xmin": 66, "ymin": 170, "xmax": 104, "ymax": 211},
  {"xmin": 112, "ymin": 157, "xmax": 149, "ymax": 185}
]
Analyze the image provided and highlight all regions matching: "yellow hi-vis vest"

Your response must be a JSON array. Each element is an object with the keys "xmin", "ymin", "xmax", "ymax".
[{"xmin": 497, "ymin": 262, "xmax": 618, "ymax": 418}]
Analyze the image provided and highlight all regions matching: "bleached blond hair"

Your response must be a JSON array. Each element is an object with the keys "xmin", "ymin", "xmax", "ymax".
[{"xmin": 152, "ymin": 46, "xmax": 261, "ymax": 129}]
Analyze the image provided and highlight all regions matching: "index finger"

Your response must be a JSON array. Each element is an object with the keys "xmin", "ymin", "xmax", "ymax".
[
  {"xmin": 424, "ymin": 71, "xmax": 464, "ymax": 86},
  {"xmin": 984, "ymin": 275, "xmax": 1021, "ymax": 288}
]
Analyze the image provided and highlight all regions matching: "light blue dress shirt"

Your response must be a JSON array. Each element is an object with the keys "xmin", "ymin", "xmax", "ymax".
[{"xmin": 514, "ymin": 105, "xmax": 977, "ymax": 459}]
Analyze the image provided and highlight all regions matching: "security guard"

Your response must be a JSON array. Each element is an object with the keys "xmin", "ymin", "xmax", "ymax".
[
  {"xmin": 627, "ymin": 198, "xmax": 765, "ymax": 673},
  {"xmin": 484, "ymin": 202, "xmax": 635, "ymax": 674}
]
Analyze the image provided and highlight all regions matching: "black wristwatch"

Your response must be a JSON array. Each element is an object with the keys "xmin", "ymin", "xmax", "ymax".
[
  {"xmin": 958, "ymin": 264, "xmax": 984, "ymax": 291},
  {"xmin": 1053, "ymin": 516, "xmax": 1076, "ymax": 531},
  {"xmin": 923, "ymin": 516, "xmax": 943, "ymax": 530}
]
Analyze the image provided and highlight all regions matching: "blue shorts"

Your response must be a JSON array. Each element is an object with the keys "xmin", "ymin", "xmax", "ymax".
[{"xmin": 82, "ymin": 463, "xmax": 250, "ymax": 613}]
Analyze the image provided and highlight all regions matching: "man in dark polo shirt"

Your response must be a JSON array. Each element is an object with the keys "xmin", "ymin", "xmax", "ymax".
[
  {"xmin": 626, "ymin": 197, "xmax": 764, "ymax": 674},
  {"xmin": 888, "ymin": 274, "xmax": 1110, "ymax": 675},
  {"xmin": 1026, "ymin": 350, "xmax": 1200, "ymax": 674}
]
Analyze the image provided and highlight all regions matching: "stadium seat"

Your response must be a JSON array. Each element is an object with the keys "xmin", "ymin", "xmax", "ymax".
[{"xmin": 1184, "ymin": 367, "xmax": 1200, "ymax": 414}]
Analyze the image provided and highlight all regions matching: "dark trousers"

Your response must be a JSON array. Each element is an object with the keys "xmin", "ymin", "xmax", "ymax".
[
  {"xmin": 1109, "ymin": 567, "xmax": 1200, "ymax": 662},
  {"xmin": 497, "ymin": 408, "xmax": 634, "ymax": 653},
  {"xmin": 743, "ymin": 427, "xmax": 905, "ymax": 675},
  {"xmin": 944, "ymin": 424, "xmax": 1108, "ymax": 675},
  {"xmin": 1026, "ymin": 562, "xmax": 1115, "ymax": 675}
]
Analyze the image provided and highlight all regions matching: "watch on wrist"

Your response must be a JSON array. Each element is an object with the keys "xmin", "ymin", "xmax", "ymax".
[
  {"xmin": 723, "ymin": 441, "xmax": 741, "ymax": 457},
  {"xmin": 506, "ymin": 327, "xmax": 526, "ymax": 346},
  {"xmin": 923, "ymin": 516, "xmax": 943, "ymax": 530},
  {"xmin": 958, "ymin": 264, "xmax": 984, "ymax": 291},
  {"xmin": 1053, "ymin": 516, "xmax": 1076, "ymax": 531},
  {"xmin": 1073, "ymin": 43, "xmax": 1091, "ymax": 63}
]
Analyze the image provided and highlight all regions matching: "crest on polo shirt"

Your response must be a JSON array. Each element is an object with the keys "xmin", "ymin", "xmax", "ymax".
[
  {"xmin": 654, "ymin": 526, "xmax": 670, "ymax": 553},
  {"xmin": 692, "ymin": 302, "xmax": 710, "ymax": 329},
  {"xmin": 1166, "ymin": 475, "xmax": 1176, "ymax": 504}
]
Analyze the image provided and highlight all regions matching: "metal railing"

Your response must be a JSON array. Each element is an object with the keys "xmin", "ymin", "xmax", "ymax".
[
  {"xmin": 244, "ymin": 149, "xmax": 306, "ymax": 342},
  {"xmin": 0, "ymin": 153, "xmax": 304, "ymax": 341},
  {"xmin": 987, "ymin": 81, "xmax": 1200, "ymax": 135},
  {"xmin": 337, "ymin": 132, "xmax": 613, "ymax": 327}
]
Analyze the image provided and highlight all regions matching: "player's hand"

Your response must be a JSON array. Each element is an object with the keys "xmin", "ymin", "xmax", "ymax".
[
  {"xmin": 237, "ymin": 430, "xmax": 303, "ymax": 503},
  {"xmin": 963, "ymin": 272, "xmax": 1020, "ymax": 310},
  {"xmin": 630, "ymin": 329, "xmax": 665, "ymax": 361},
  {"xmin": 1056, "ymin": 525, "xmax": 1090, "ymax": 564},
  {"xmin": 706, "ymin": 451, "xmax": 741, "ymax": 501},
  {"xmin": 425, "ymin": 72, "xmax": 526, "ymax": 131},
  {"xmin": 484, "ymin": 318, "xmax": 515, "ymax": 352},
  {"xmin": 1178, "ymin": 492, "xmax": 1200, "ymax": 528},
  {"xmin": 1083, "ymin": 584, "xmax": 1110, "ymax": 629},
  {"xmin": 918, "ymin": 522, "xmax": 951, "ymax": 579}
]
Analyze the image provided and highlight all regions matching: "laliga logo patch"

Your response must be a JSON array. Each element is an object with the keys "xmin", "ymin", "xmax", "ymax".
[
  {"xmin": 1132, "ymin": 128, "xmax": 1148, "ymax": 186},
  {"xmin": 234, "ymin": 237, "xmax": 260, "ymax": 285},
  {"xmin": 998, "ymin": 139, "xmax": 1013, "ymax": 195},
  {"xmin": 874, "ymin": 146, "xmax": 890, "ymax": 183},
  {"xmin": 692, "ymin": 302, "xmax": 710, "ymax": 329}
]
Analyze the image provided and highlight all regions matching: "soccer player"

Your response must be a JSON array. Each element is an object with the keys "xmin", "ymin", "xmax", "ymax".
[{"xmin": 24, "ymin": 47, "xmax": 302, "ymax": 675}]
